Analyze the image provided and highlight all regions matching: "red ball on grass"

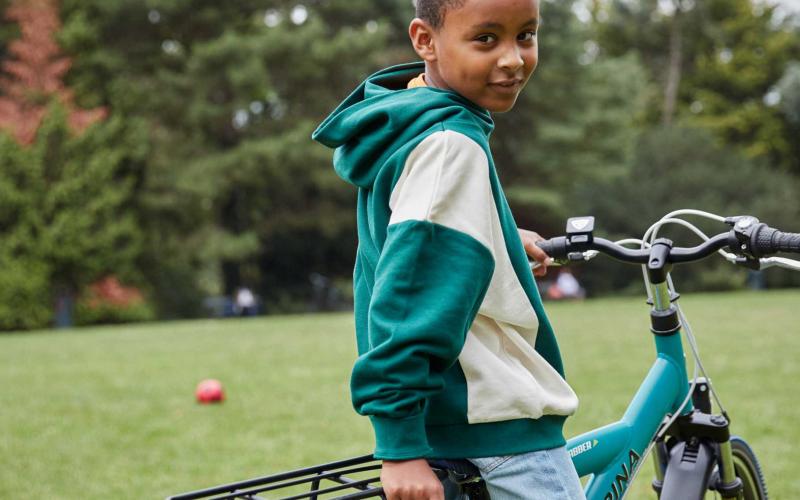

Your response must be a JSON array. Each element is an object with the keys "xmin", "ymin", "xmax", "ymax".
[{"xmin": 196, "ymin": 379, "xmax": 225, "ymax": 403}]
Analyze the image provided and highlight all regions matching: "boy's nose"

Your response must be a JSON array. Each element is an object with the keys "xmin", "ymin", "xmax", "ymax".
[{"xmin": 497, "ymin": 46, "xmax": 525, "ymax": 71}]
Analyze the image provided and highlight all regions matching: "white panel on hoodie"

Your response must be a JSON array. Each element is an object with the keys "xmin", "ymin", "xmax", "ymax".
[{"xmin": 388, "ymin": 130, "xmax": 579, "ymax": 424}]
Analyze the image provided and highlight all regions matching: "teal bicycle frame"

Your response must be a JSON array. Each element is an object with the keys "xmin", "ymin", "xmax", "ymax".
[
  {"xmin": 168, "ymin": 214, "xmax": 793, "ymax": 500},
  {"xmin": 565, "ymin": 279, "xmax": 692, "ymax": 500}
]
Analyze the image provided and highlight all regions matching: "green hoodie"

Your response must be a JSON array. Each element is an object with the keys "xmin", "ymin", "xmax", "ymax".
[{"xmin": 312, "ymin": 62, "xmax": 577, "ymax": 460}]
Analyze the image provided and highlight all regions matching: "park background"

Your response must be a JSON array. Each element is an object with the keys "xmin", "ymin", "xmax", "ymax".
[{"xmin": 0, "ymin": 0, "xmax": 799, "ymax": 498}]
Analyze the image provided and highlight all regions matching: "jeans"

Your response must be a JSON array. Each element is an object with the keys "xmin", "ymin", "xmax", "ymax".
[{"xmin": 467, "ymin": 446, "xmax": 586, "ymax": 500}]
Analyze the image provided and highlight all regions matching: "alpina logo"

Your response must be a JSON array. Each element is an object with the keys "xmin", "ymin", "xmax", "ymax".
[
  {"xmin": 603, "ymin": 450, "xmax": 641, "ymax": 500},
  {"xmin": 571, "ymin": 218, "xmax": 591, "ymax": 231}
]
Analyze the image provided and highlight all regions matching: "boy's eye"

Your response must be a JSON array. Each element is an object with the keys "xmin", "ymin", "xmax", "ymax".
[
  {"xmin": 475, "ymin": 34, "xmax": 497, "ymax": 44},
  {"xmin": 518, "ymin": 31, "xmax": 537, "ymax": 42}
]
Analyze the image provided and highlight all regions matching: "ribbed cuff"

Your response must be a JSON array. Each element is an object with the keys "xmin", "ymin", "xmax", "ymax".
[{"xmin": 370, "ymin": 414, "xmax": 432, "ymax": 460}]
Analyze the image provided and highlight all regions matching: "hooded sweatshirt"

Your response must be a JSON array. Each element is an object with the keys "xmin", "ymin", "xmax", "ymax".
[{"xmin": 312, "ymin": 62, "xmax": 578, "ymax": 460}]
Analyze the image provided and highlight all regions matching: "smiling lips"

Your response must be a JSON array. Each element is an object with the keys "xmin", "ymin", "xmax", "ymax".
[{"xmin": 489, "ymin": 78, "xmax": 523, "ymax": 94}]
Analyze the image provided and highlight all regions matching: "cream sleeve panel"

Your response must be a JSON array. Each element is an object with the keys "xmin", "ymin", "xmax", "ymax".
[
  {"xmin": 389, "ymin": 130, "xmax": 538, "ymax": 329},
  {"xmin": 388, "ymin": 130, "xmax": 577, "ymax": 424},
  {"xmin": 389, "ymin": 130, "xmax": 494, "ymax": 250}
]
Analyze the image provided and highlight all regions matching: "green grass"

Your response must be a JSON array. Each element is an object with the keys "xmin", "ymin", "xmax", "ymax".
[{"xmin": 1, "ymin": 290, "xmax": 798, "ymax": 499}]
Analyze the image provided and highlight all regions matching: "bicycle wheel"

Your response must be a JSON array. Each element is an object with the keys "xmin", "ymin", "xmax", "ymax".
[{"xmin": 709, "ymin": 436, "xmax": 768, "ymax": 500}]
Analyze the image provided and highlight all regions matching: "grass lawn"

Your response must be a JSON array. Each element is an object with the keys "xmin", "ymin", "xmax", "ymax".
[{"xmin": 1, "ymin": 290, "xmax": 797, "ymax": 498}]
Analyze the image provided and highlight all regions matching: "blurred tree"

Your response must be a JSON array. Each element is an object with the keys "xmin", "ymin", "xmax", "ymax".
[
  {"xmin": 0, "ymin": 132, "xmax": 50, "ymax": 330},
  {"xmin": 0, "ymin": 0, "xmax": 146, "ymax": 330},
  {"xmin": 58, "ymin": 0, "xmax": 414, "ymax": 315},
  {"xmin": 775, "ymin": 62, "xmax": 800, "ymax": 169},
  {"xmin": 574, "ymin": 125, "xmax": 800, "ymax": 294},
  {"xmin": 0, "ymin": 0, "xmax": 105, "ymax": 144},
  {"xmin": 35, "ymin": 0, "xmax": 796, "ymax": 317},
  {"xmin": 0, "ymin": 0, "xmax": 16, "ymax": 57},
  {"xmin": 593, "ymin": 0, "xmax": 800, "ymax": 172},
  {"xmin": 683, "ymin": 0, "xmax": 800, "ymax": 172},
  {"xmin": 777, "ymin": 62, "xmax": 800, "ymax": 126},
  {"xmin": 51, "ymin": 0, "xmax": 658, "ymax": 312},
  {"xmin": 0, "ymin": 104, "xmax": 147, "ymax": 330}
]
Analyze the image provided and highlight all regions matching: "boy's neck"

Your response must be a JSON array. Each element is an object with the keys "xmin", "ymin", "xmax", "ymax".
[{"xmin": 422, "ymin": 62, "xmax": 450, "ymax": 92}]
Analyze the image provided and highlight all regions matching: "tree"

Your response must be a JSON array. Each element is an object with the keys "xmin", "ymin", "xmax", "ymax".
[
  {"xmin": 53, "ymin": 0, "xmax": 657, "ymax": 311},
  {"xmin": 683, "ymin": 0, "xmax": 800, "ymax": 171},
  {"xmin": 593, "ymin": 0, "xmax": 800, "ymax": 171},
  {"xmin": 0, "ymin": 0, "xmax": 146, "ymax": 330},
  {"xmin": 574, "ymin": 125, "xmax": 800, "ymax": 294},
  {"xmin": 0, "ymin": 103, "xmax": 147, "ymax": 330},
  {"xmin": 775, "ymin": 63, "xmax": 800, "ymax": 169},
  {"xmin": 0, "ymin": 0, "xmax": 104, "ymax": 144},
  {"xmin": 58, "ymin": 0, "xmax": 414, "ymax": 314}
]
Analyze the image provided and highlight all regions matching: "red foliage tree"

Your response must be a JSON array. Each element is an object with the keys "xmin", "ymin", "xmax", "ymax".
[
  {"xmin": 0, "ymin": 0, "xmax": 106, "ymax": 145},
  {"xmin": 85, "ymin": 276, "xmax": 145, "ymax": 308}
]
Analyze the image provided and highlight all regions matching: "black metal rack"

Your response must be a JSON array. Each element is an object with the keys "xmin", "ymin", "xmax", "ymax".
[{"xmin": 167, "ymin": 455, "xmax": 386, "ymax": 500}]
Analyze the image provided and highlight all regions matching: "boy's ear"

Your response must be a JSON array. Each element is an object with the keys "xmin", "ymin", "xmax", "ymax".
[{"xmin": 409, "ymin": 18, "xmax": 437, "ymax": 62}]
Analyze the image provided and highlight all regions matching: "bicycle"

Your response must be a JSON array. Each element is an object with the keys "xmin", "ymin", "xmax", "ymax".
[{"xmin": 168, "ymin": 209, "xmax": 800, "ymax": 500}]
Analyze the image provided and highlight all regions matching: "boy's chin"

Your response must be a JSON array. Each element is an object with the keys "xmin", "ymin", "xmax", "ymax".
[{"xmin": 484, "ymin": 96, "xmax": 519, "ymax": 113}]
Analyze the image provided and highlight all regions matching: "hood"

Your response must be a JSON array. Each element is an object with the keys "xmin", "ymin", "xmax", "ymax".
[{"xmin": 312, "ymin": 62, "xmax": 493, "ymax": 189}]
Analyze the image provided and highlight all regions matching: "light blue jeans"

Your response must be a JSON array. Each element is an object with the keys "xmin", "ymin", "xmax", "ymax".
[{"xmin": 467, "ymin": 446, "xmax": 586, "ymax": 500}]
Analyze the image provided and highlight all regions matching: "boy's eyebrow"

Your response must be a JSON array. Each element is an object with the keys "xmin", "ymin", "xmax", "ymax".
[{"xmin": 471, "ymin": 18, "xmax": 539, "ymax": 31}]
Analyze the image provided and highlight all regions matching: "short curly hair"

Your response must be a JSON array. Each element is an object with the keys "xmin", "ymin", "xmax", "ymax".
[{"xmin": 413, "ymin": 0, "xmax": 466, "ymax": 29}]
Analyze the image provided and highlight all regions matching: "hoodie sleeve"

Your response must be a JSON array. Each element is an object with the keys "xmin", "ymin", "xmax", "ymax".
[{"xmin": 351, "ymin": 130, "xmax": 496, "ymax": 459}]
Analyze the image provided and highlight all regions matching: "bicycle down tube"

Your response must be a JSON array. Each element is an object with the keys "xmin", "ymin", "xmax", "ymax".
[{"xmin": 566, "ymin": 279, "xmax": 692, "ymax": 500}]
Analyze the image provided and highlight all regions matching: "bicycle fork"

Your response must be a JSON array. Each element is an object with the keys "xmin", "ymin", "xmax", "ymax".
[
  {"xmin": 644, "ymin": 250, "xmax": 743, "ymax": 499},
  {"xmin": 649, "ymin": 378, "xmax": 745, "ymax": 499}
]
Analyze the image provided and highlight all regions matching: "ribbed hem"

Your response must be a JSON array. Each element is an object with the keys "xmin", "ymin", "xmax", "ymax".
[
  {"xmin": 426, "ymin": 415, "xmax": 568, "ymax": 459},
  {"xmin": 370, "ymin": 415, "xmax": 433, "ymax": 460}
]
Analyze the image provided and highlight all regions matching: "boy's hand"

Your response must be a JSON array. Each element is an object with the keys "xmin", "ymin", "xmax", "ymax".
[
  {"xmin": 519, "ymin": 228, "xmax": 552, "ymax": 277},
  {"xmin": 381, "ymin": 459, "xmax": 445, "ymax": 500}
]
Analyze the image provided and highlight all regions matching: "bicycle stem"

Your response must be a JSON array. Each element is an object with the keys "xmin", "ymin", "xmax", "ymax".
[{"xmin": 649, "ymin": 281, "xmax": 673, "ymax": 312}]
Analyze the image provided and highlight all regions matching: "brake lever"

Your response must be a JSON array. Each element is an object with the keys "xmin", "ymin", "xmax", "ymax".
[
  {"xmin": 759, "ymin": 257, "xmax": 800, "ymax": 271},
  {"xmin": 529, "ymin": 250, "xmax": 599, "ymax": 270},
  {"xmin": 529, "ymin": 259, "xmax": 563, "ymax": 271}
]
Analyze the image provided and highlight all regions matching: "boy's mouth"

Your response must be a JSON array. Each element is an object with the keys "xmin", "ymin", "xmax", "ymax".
[{"xmin": 489, "ymin": 78, "xmax": 523, "ymax": 94}]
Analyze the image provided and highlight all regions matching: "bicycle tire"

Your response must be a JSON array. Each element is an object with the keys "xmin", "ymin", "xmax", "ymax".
[{"xmin": 709, "ymin": 436, "xmax": 768, "ymax": 500}]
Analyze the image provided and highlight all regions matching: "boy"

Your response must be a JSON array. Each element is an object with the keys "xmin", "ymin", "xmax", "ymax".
[{"xmin": 312, "ymin": 0, "xmax": 583, "ymax": 498}]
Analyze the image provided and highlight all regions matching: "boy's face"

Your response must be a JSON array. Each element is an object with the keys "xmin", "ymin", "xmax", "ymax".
[{"xmin": 411, "ymin": 0, "xmax": 540, "ymax": 112}]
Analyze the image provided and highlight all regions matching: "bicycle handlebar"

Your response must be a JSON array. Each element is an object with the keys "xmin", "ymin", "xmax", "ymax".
[
  {"xmin": 750, "ymin": 225, "xmax": 800, "ymax": 257},
  {"xmin": 536, "ymin": 217, "xmax": 800, "ymax": 267},
  {"xmin": 536, "ymin": 234, "xmax": 731, "ymax": 264}
]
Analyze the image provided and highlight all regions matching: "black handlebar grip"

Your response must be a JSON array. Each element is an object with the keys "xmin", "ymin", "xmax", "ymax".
[
  {"xmin": 536, "ymin": 236, "xmax": 569, "ymax": 259},
  {"xmin": 753, "ymin": 226, "xmax": 800, "ymax": 257}
]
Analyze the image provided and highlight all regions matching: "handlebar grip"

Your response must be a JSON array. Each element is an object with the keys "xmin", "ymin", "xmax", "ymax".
[
  {"xmin": 753, "ymin": 226, "xmax": 800, "ymax": 256},
  {"xmin": 536, "ymin": 236, "xmax": 569, "ymax": 260}
]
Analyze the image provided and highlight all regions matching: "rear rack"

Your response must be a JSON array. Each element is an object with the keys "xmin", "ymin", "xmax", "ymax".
[{"xmin": 167, "ymin": 455, "xmax": 385, "ymax": 500}]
